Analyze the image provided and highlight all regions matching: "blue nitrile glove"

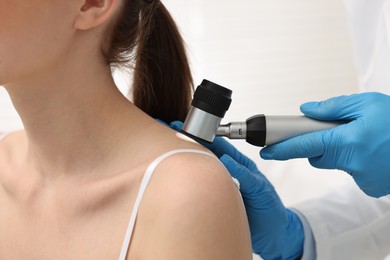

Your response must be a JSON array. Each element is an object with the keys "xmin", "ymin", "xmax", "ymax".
[
  {"xmin": 170, "ymin": 121, "xmax": 304, "ymax": 260},
  {"xmin": 261, "ymin": 92, "xmax": 390, "ymax": 198}
]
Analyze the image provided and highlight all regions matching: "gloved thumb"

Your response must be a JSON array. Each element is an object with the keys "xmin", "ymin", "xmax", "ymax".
[
  {"xmin": 300, "ymin": 94, "xmax": 363, "ymax": 121},
  {"xmin": 260, "ymin": 130, "xmax": 327, "ymax": 160},
  {"xmin": 220, "ymin": 154, "xmax": 270, "ymax": 195},
  {"xmin": 169, "ymin": 120, "xmax": 183, "ymax": 131}
]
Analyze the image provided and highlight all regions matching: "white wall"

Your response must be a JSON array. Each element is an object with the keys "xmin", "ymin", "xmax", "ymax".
[{"xmin": 0, "ymin": 1, "xmax": 360, "ymax": 258}]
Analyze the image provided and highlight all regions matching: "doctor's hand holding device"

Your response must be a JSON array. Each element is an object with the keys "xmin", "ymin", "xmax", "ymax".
[
  {"xmin": 260, "ymin": 92, "xmax": 390, "ymax": 198},
  {"xmin": 170, "ymin": 78, "xmax": 390, "ymax": 259},
  {"xmin": 180, "ymin": 79, "xmax": 390, "ymax": 198}
]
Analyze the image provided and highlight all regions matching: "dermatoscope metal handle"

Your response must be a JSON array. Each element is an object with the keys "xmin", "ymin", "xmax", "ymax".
[
  {"xmin": 216, "ymin": 114, "xmax": 344, "ymax": 147},
  {"xmin": 182, "ymin": 80, "xmax": 346, "ymax": 147}
]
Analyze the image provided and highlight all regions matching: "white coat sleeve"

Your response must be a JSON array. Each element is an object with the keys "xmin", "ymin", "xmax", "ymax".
[
  {"xmin": 342, "ymin": 0, "xmax": 390, "ymax": 93},
  {"xmin": 292, "ymin": 185, "xmax": 390, "ymax": 260},
  {"xmin": 289, "ymin": 2, "xmax": 390, "ymax": 258}
]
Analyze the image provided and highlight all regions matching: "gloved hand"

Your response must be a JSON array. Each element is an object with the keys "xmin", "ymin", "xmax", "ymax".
[
  {"xmin": 261, "ymin": 92, "xmax": 390, "ymax": 198},
  {"xmin": 170, "ymin": 121, "xmax": 304, "ymax": 260}
]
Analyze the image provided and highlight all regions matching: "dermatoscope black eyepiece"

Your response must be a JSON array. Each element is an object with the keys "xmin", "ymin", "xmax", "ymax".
[
  {"xmin": 191, "ymin": 80, "xmax": 232, "ymax": 118},
  {"xmin": 182, "ymin": 80, "xmax": 232, "ymax": 143}
]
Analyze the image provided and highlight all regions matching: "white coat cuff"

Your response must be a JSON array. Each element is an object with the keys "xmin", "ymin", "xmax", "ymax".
[{"xmin": 290, "ymin": 208, "xmax": 316, "ymax": 260}]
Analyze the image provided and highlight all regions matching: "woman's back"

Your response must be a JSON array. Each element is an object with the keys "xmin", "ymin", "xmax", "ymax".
[{"xmin": 0, "ymin": 123, "xmax": 252, "ymax": 259}]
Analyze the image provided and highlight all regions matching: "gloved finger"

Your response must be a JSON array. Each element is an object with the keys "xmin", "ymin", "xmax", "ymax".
[
  {"xmin": 205, "ymin": 137, "xmax": 258, "ymax": 170},
  {"xmin": 221, "ymin": 154, "xmax": 282, "ymax": 215},
  {"xmin": 220, "ymin": 154, "xmax": 270, "ymax": 195},
  {"xmin": 300, "ymin": 93, "xmax": 365, "ymax": 121},
  {"xmin": 260, "ymin": 130, "xmax": 327, "ymax": 160},
  {"xmin": 307, "ymin": 122, "xmax": 358, "ymax": 170},
  {"xmin": 308, "ymin": 156, "xmax": 335, "ymax": 170},
  {"xmin": 170, "ymin": 121, "xmax": 257, "ymax": 170},
  {"xmin": 169, "ymin": 120, "xmax": 184, "ymax": 131}
]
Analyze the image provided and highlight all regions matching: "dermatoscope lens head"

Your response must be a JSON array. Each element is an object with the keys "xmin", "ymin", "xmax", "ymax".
[
  {"xmin": 191, "ymin": 79, "xmax": 232, "ymax": 118},
  {"xmin": 182, "ymin": 80, "xmax": 232, "ymax": 143}
]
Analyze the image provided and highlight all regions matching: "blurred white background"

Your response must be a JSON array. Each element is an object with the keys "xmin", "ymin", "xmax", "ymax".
[{"xmin": 0, "ymin": 1, "xmax": 361, "ymax": 258}]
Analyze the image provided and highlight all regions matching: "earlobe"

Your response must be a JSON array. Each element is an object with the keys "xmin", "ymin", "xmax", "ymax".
[{"xmin": 74, "ymin": 0, "xmax": 118, "ymax": 30}]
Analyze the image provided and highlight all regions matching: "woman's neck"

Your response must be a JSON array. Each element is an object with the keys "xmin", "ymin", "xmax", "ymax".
[{"xmin": 3, "ymin": 56, "xmax": 153, "ymax": 180}]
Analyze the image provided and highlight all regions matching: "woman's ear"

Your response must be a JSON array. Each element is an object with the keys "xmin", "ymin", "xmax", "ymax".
[{"xmin": 74, "ymin": 0, "xmax": 119, "ymax": 30}]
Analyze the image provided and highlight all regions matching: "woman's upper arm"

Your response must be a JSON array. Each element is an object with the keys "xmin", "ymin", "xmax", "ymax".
[{"xmin": 146, "ymin": 153, "xmax": 252, "ymax": 260}]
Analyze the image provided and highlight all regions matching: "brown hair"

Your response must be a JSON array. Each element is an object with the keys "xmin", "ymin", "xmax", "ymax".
[{"xmin": 104, "ymin": 0, "xmax": 193, "ymax": 123}]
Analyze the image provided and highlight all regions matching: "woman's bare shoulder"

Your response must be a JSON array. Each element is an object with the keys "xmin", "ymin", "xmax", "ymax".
[{"xmin": 134, "ymin": 150, "xmax": 252, "ymax": 260}]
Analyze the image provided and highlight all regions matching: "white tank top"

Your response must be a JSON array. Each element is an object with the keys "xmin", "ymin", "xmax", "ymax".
[{"xmin": 0, "ymin": 133, "xmax": 219, "ymax": 260}]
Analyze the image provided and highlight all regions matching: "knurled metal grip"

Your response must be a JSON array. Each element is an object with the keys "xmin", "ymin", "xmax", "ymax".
[{"xmin": 191, "ymin": 80, "xmax": 232, "ymax": 118}]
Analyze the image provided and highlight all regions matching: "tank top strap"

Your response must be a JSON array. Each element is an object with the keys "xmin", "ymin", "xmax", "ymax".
[{"xmin": 118, "ymin": 149, "xmax": 216, "ymax": 260}]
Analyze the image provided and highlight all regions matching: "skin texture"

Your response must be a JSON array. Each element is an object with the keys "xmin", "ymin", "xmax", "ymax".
[{"xmin": 0, "ymin": 0, "xmax": 252, "ymax": 259}]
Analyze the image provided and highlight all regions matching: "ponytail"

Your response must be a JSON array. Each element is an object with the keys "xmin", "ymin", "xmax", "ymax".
[{"xmin": 105, "ymin": 0, "xmax": 193, "ymax": 123}]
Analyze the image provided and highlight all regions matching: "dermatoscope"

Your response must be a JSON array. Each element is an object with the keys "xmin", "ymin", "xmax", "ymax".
[{"xmin": 182, "ymin": 79, "xmax": 344, "ymax": 147}]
